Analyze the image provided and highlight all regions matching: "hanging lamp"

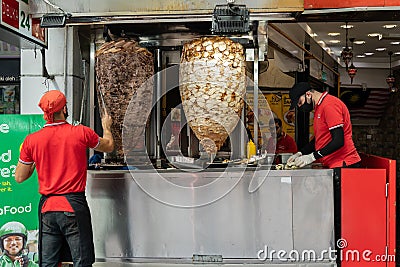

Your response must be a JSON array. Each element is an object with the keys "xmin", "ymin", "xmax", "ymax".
[
  {"xmin": 347, "ymin": 38, "xmax": 357, "ymax": 84},
  {"xmin": 341, "ymin": 22, "xmax": 353, "ymax": 70},
  {"xmin": 386, "ymin": 51, "xmax": 396, "ymax": 92}
]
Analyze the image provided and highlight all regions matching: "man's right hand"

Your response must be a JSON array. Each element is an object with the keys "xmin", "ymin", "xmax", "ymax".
[
  {"xmin": 286, "ymin": 152, "xmax": 302, "ymax": 166},
  {"xmin": 101, "ymin": 111, "xmax": 112, "ymax": 131},
  {"xmin": 97, "ymin": 110, "xmax": 115, "ymax": 153}
]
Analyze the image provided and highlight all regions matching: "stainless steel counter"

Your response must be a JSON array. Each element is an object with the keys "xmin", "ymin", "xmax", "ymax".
[{"xmin": 87, "ymin": 168, "xmax": 335, "ymax": 266}]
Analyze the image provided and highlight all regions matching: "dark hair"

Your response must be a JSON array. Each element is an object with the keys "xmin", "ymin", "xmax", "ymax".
[{"xmin": 269, "ymin": 118, "xmax": 282, "ymax": 127}]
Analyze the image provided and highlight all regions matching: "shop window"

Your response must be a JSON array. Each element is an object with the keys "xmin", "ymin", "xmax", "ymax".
[{"xmin": 0, "ymin": 58, "xmax": 20, "ymax": 114}]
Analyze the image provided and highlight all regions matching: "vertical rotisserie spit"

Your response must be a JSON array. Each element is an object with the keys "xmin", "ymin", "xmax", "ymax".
[
  {"xmin": 95, "ymin": 38, "xmax": 154, "ymax": 163},
  {"xmin": 180, "ymin": 37, "xmax": 246, "ymax": 155}
]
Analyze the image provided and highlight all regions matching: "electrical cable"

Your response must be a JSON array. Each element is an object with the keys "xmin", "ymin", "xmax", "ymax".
[{"xmin": 42, "ymin": 0, "xmax": 66, "ymax": 13}]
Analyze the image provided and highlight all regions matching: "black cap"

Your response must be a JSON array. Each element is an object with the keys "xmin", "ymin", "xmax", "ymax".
[{"xmin": 289, "ymin": 82, "xmax": 311, "ymax": 110}]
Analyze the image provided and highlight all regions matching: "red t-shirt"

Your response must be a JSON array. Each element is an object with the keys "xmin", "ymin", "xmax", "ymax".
[
  {"xmin": 314, "ymin": 92, "xmax": 361, "ymax": 168},
  {"xmin": 266, "ymin": 132, "xmax": 298, "ymax": 154},
  {"xmin": 19, "ymin": 121, "xmax": 100, "ymax": 212}
]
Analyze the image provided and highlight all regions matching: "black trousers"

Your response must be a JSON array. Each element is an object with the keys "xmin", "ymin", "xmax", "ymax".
[{"xmin": 39, "ymin": 193, "xmax": 95, "ymax": 267}]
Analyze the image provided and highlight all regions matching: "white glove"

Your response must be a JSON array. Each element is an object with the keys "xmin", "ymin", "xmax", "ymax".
[
  {"xmin": 294, "ymin": 153, "xmax": 316, "ymax": 168},
  {"xmin": 286, "ymin": 152, "xmax": 302, "ymax": 166}
]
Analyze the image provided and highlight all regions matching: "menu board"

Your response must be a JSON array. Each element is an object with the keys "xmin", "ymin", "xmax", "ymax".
[{"xmin": 0, "ymin": 115, "xmax": 43, "ymax": 252}]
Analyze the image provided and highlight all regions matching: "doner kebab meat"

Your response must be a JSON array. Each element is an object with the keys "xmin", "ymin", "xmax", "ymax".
[
  {"xmin": 96, "ymin": 38, "xmax": 154, "ymax": 162},
  {"xmin": 180, "ymin": 37, "xmax": 246, "ymax": 154}
]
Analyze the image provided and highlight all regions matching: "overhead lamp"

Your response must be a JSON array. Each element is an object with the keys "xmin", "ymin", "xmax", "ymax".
[
  {"xmin": 212, "ymin": 1, "xmax": 250, "ymax": 34},
  {"xmin": 354, "ymin": 40, "xmax": 366, "ymax": 45},
  {"xmin": 368, "ymin": 33, "xmax": 381, "ymax": 37},
  {"xmin": 386, "ymin": 51, "xmax": 397, "ymax": 92},
  {"xmin": 341, "ymin": 22, "xmax": 353, "ymax": 70},
  {"xmin": 347, "ymin": 63, "xmax": 357, "ymax": 84},
  {"xmin": 347, "ymin": 38, "xmax": 357, "ymax": 84},
  {"xmin": 39, "ymin": 0, "xmax": 71, "ymax": 28},
  {"xmin": 40, "ymin": 13, "xmax": 70, "ymax": 28},
  {"xmin": 340, "ymin": 24, "xmax": 353, "ymax": 29},
  {"xmin": 383, "ymin": 24, "xmax": 397, "ymax": 29}
]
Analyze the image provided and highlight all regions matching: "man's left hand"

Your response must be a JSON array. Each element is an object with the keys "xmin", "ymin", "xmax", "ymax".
[{"xmin": 294, "ymin": 153, "xmax": 316, "ymax": 168}]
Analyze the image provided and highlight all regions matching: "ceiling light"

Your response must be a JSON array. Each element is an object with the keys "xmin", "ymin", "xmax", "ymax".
[
  {"xmin": 348, "ymin": 63, "xmax": 357, "ymax": 84},
  {"xmin": 329, "ymin": 40, "xmax": 341, "ymax": 44},
  {"xmin": 376, "ymin": 47, "xmax": 387, "ymax": 51},
  {"xmin": 341, "ymin": 22, "xmax": 353, "ymax": 70},
  {"xmin": 364, "ymin": 52, "xmax": 374, "ymax": 56},
  {"xmin": 354, "ymin": 40, "xmax": 366, "ymax": 45},
  {"xmin": 356, "ymin": 55, "xmax": 366, "ymax": 58},
  {"xmin": 395, "ymin": 52, "xmax": 400, "ymax": 55},
  {"xmin": 340, "ymin": 24, "xmax": 354, "ymax": 29},
  {"xmin": 328, "ymin": 32, "xmax": 340, "ymax": 36},
  {"xmin": 383, "ymin": 24, "xmax": 397, "ymax": 29},
  {"xmin": 368, "ymin": 33, "xmax": 381, "ymax": 38},
  {"xmin": 390, "ymin": 41, "xmax": 400, "ymax": 45},
  {"xmin": 347, "ymin": 38, "xmax": 357, "ymax": 84}
]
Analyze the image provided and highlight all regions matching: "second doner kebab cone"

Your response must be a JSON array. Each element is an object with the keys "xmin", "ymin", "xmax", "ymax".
[{"xmin": 179, "ymin": 36, "xmax": 246, "ymax": 155}]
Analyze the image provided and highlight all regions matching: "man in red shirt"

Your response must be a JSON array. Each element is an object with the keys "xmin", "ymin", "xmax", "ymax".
[
  {"xmin": 15, "ymin": 90, "xmax": 114, "ymax": 267},
  {"xmin": 265, "ymin": 118, "xmax": 297, "ymax": 154},
  {"xmin": 286, "ymin": 82, "xmax": 361, "ymax": 168}
]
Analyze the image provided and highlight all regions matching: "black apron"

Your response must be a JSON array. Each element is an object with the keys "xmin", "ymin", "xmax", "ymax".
[{"xmin": 38, "ymin": 192, "xmax": 95, "ymax": 266}]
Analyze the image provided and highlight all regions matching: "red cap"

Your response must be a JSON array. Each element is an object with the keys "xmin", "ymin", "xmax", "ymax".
[{"xmin": 38, "ymin": 90, "xmax": 66, "ymax": 122}]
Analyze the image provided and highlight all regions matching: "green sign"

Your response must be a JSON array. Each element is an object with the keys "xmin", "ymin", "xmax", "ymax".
[{"xmin": 0, "ymin": 115, "xmax": 44, "ymax": 229}]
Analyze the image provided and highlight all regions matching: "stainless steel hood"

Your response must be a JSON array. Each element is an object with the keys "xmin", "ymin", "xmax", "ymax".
[{"xmin": 31, "ymin": 0, "xmax": 303, "ymax": 18}]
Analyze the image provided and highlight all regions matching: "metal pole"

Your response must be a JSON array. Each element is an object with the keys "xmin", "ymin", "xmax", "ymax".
[
  {"xmin": 89, "ymin": 32, "xmax": 96, "ymax": 158},
  {"xmin": 253, "ymin": 21, "xmax": 259, "ymax": 151},
  {"xmin": 155, "ymin": 49, "xmax": 162, "ymax": 167}
]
